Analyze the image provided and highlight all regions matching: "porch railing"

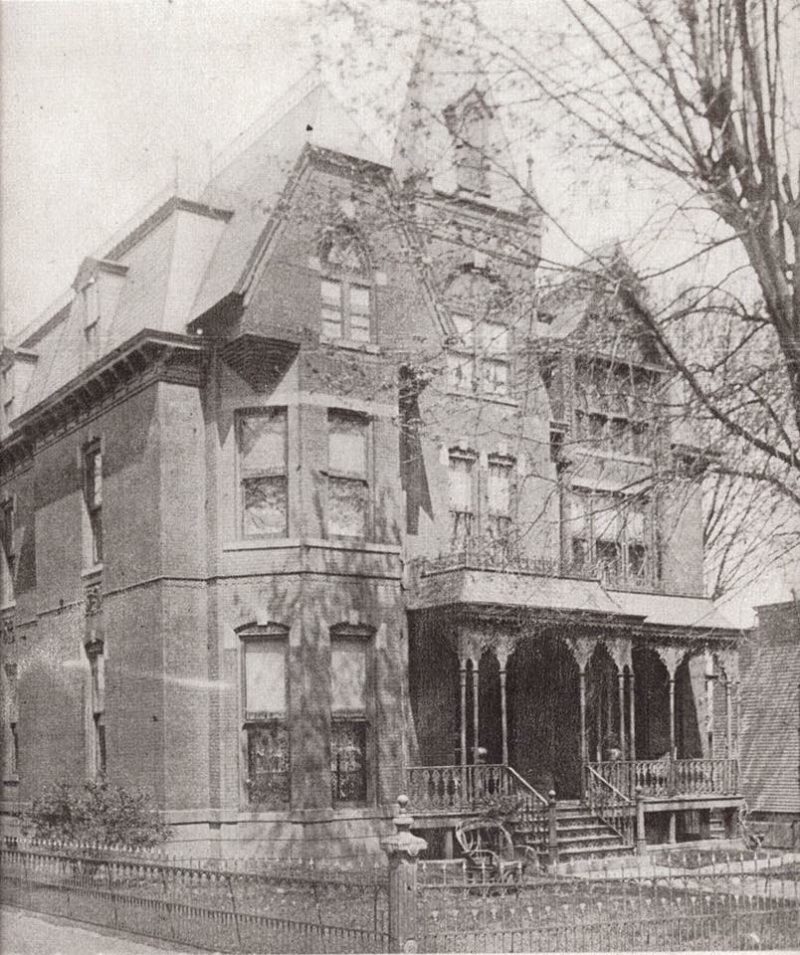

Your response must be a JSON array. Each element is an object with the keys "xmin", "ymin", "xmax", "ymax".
[
  {"xmin": 588, "ymin": 757, "xmax": 739, "ymax": 799},
  {"xmin": 584, "ymin": 764, "xmax": 635, "ymax": 846},
  {"xmin": 406, "ymin": 763, "xmax": 547, "ymax": 817}
]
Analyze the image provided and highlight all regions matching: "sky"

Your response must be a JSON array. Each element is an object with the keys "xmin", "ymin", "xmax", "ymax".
[{"xmin": 1, "ymin": 0, "xmax": 796, "ymax": 623}]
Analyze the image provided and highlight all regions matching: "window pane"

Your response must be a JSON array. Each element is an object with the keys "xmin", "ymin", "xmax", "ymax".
[
  {"xmin": 331, "ymin": 639, "xmax": 367, "ymax": 712},
  {"xmin": 596, "ymin": 539, "xmax": 620, "ymax": 575},
  {"xmin": 321, "ymin": 309, "xmax": 343, "ymax": 340},
  {"xmin": 322, "ymin": 279, "xmax": 341, "ymax": 306},
  {"xmin": 480, "ymin": 321, "xmax": 509, "ymax": 356},
  {"xmin": 85, "ymin": 449, "xmax": 102, "ymax": 508},
  {"xmin": 448, "ymin": 456, "xmax": 473, "ymax": 512},
  {"xmin": 239, "ymin": 411, "xmax": 286, "ymax": 474},
  {"xmin": 626, "ymin": 503, "xmax": 645, "ymax": 541},
  {"xmin": 328, "ymin": 476, "xmax": 367, "ymax": 537},
  {"xmin": 569, "ymin": 494, "xmax": 589, "ymax": 536},
  {"xmin": 447, "ymin": 354, "xmax": 476, "ymax": 391},
  {"xmin": 572, "ymin": 537, "xmax": 590, "ymax": 569},
  {"xmin": 488, "ymin": 462, "xmax": 512, "ymax": 515},
  {"xmin": 243, "ymin": 475, "xmax": 287, "ymax": 536},
  {"xmin": 628, "ymin": 543, "xmax": 647, "ymax": 578},
  {"xmin": 326, "ymin": 235, "xmax": 369, "ymax": 275},
  {"xmin": 247, "ymin": 723, "xmax": 289, "ymax": 806},
  {"xmin": 594, "ymin": 499, "xmax": 620, "ymax": 540},
  {"xmin": 349, "ymin": 285, "xmax": 370, "ymax": 315},
  {"xmin": 482, "ymin": 359, "xmax": 509, "ymax": 396},
  {"xmin": 350, "ymin": 313, "xmax": 371, "ymax": 342},
  {"xmin": 331, "ymin": 719, "xmax": 367, "ymax": 803},
  {"xmin": 328, "ymin": 412, "xmax": 367, "ymax": 475},
  {"xmin": 244, "ymin": 641, "xmax": 286, "ymax": 715},
  {"xmin": 452, "ymin": 314, "xmax": 475, "ymax": 348}
]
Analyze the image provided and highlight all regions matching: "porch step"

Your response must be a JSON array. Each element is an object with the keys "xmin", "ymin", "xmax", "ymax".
[
  {"xmin": 513, "ymin": 804, "xmax": 634, "ymax": 864},
  {"xmin": 709, "ymin": 810, "xmax": 727, "ymax": 840}
]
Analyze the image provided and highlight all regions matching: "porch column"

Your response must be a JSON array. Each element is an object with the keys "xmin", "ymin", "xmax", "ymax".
[
  {"xmin": 499, "ymin": 660, "xmax": 509, "ymax": 766},
  {"xmin": 579, "ymin": 666, "xmax": 588, "ymax": 766},
  {"xmin": 617, "ymin": 670, "xmax": 626, "ymax": 758},
  {"xmin": 668, "ymin": 675, "xmax": 676, "ymax": 758},
  {"xmin": 725, "ymin": 677, "xmax": 732, "ymax": 758},
  {"xmin": 734, "ymin": 681, "xmax": 741, "ymax": 760},
  {"xmin": 472, "ymin": 660, "xmax": 480, "ymax": 764},
  {"xmin": 705, "ymin": 653, "xmax": 715, "ymax": 758},
  {"xmin": 459, "ymin": 659, "xmax": 468, "ymax": 767},
  {"xmin": 628, "ymin": 670, "xmax": 636, "ymax": 761}
]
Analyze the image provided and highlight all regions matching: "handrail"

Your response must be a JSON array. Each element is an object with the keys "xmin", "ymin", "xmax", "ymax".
[
  {"xmin": 585, "ymin": 764, "xmax": 631, "ymax": 805},
  {"xmin": 504, "ymin": 765, "xmax": 548, "ymax": 806}
]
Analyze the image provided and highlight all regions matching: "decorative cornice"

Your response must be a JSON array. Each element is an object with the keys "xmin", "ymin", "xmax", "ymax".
[{"xmin": 1, "ymin": 330, "xmax": 210, "ymax": 464}]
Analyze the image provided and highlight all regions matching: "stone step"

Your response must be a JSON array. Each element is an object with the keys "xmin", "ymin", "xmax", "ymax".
[{"xmin": 559, "ymin": 843, "xmax": 635, "ymax": 861}]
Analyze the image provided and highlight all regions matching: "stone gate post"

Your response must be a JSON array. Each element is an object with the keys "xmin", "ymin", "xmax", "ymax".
[{"xmin": 381, "ymin": 795, "xmax": 427, "ymax": 954}]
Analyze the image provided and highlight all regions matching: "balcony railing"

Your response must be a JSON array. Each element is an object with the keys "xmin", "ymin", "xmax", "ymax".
[
  {"xmin": 408, "ymin": 541, "xmax": 703, "ymax": 597},
  {"xmin": 588, "ymin": 758, "xmax": 739, "ymax": 799}
]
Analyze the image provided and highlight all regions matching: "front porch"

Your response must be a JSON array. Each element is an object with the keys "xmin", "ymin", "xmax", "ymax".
[{"xmin": 406, "ymin": 563, "xmax": 743, "ymax": 856}]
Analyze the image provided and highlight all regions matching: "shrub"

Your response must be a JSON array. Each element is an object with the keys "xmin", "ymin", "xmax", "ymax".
[{"xmin": 23, "ymin": 779, "xmax": 170, "ymax": 848}]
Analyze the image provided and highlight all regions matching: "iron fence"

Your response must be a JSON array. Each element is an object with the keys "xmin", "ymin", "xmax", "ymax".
[
  {"xmin": 416, "ymin": 849, "xmax": 800, "ymax": 952},
  {"xmin": 1, "ymin": 840, "xmax": 389, "ymax": 954}
]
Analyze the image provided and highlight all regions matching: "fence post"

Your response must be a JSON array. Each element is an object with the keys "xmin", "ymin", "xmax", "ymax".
[
  {"xmin": 381, "ymin": 795, "xmax": 427, "ymax": 954},
  {"xmin": 548, "ymin": 790, "xmax": 559, "ymax": 868},
  {"xmin": 635, "ymin": 787, "xmax": 646, "ymax": 855}
]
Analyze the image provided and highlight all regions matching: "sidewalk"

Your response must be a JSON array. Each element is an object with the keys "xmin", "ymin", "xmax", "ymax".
[{"xmin": 0, "ymin": 906, "xmax": 197, "ymax": 955}]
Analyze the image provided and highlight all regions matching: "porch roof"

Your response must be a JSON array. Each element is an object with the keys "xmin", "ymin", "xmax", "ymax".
[
  {"xmin": 607, "ymin": 590, "xmax": 738, "ymax": 633},
  {"xmin": 407, "ymin": 567, "xmax": 642, "ymax": 620}
]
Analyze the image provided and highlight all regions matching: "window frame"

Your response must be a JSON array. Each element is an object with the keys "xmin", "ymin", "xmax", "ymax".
[
  {"xmin": 486, "ymin": 452, "xmax": 516, "ymax": 545},
  {"xmin": 82, "ymin": 441, "xmax": 103, "ymax": 568},
  {"xmin": 448, "ymin": 313, "xmax": 512, "ymax": 398},
  {"xmin": 239, "ymin": 624, "xmax": 291, "ymax": 810},
  {"xmin": 568, "ymin": 490, "xmax": 652, "ymax": 583},
  {"xmin": 448, "ymin": 448, "xmax": 478, "ymax": 546},
  {"xmin": 0, "ymin": 497, "xmax": 16, "ymax": 609},
  {"xmin": 319, "ymin": 231, "xmax": 374, "ymax": 345},
  {"xmin": 325, "ymin": 409, "xmax": 371, "ymax": 540},
  {"xmin": 329, "ymin": 624, "xmax": 374, "ymax": 808},
  {"xmin": 236, "ymin": 407, "xmax": 289, "ymax": 541},
  {"xmin": 573, "ymin": 360, "xmax": 656, "ymax": 459},
  {"xmin": 3, "ymin": 662, "xmax": 18, "ymax": 781}
]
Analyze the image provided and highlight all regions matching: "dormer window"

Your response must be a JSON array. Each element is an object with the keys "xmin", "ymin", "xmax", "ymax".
[
  {"xmin": 448, "ymin": 99, "xmax": 490, "ymax": 195},
  {"xmin": 320, "ymin": 229, "xmax": 373, "ymax": 344},
  {"xmin": 82, "ymin": 278, "xmax": 100, "ymax": 356}
]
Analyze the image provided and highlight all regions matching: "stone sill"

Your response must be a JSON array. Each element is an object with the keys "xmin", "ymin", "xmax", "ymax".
[
  {"xmin": 446, "ymin": 391, "xmax": 519, "ymax": 409},
  {"xmin": 326, "ymin": 339, "xmax": 381, "ymax": 356},
  {"xmin": 223, "ymin": 538, "xmax": 400, "ymax": 555}
]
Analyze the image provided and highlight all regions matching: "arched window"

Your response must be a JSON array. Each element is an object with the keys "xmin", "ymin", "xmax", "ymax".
[{"xmin": 320, "ymin": 229, "xmax": 373, "ymax": 344}]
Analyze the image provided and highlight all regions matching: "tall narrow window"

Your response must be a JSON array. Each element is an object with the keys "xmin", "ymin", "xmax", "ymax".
[
  {"xmin": 569, "ymin": 492, "xmax": 590, "ymax": 570},
  {"xmin": 593, "ymin": 503, "xmax": 621, "ymax": 580},
  {"xmin": 241, "ymin": 631, "xmax": 289, "ymax": 808},
  {"xmin": 238, "ymin": 409, "xmax": 288, "ymax": 538},
  {"xmin": 84, "ymin": 443, "xmax": 103, "ymax": 566},
  {"xmin": 445, "ymin": 272, "xmax": 511, "ymax": 398},
  {"xmin": 327, "ymin": 410, "xmax": 369, "ymax": 538},
  {"xmin": 624, "ymin": 500, "xmax": 648, "ymax": 579},
  {"xmin": 86, "ymin": 641, "xmax": 106, "ymax": 777},
  {"xmin": 487, "ymin": 454, "xmax": 514, "ymax": 544},
  {"xmin": 480, "ymin": 321, "xmax": 510, "ymax": 397},
  {"xmin": 83, "ymin": 279, "xmax": 100, "ymax": 358},
  {"xmin": 0, "ymin": 498, "xmax": 15, "ymax": 608},
  {"xmin": 2, "ymin": 366, "xmax": 14, "ymax": 428},
  {"xmin": 3, "ymin": 663, "xmax": 18, "ymax": 779},
  {"xmin": 453, "ymin": 103, "xmax": 489, "ymax": 195},
  {"xmin": 320, "ymin": 230, "xmax": 373, "ymax": 343},
  {"xmin": 331, "ymin": 635, "xmax": 369, "ymax": 805},
  {"xmin": 448, "ymin": 450, "xmax": 475, "ymax": 545}
]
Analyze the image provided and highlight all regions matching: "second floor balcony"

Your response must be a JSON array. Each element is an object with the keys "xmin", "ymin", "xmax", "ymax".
[{"xmin": 408, "ymin": 532, "xmax": 703, "ymax": 599}]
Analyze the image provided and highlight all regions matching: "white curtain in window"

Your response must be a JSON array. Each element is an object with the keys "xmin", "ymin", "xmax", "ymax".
[
  {"xmin": 448, "ymin": 456, "xmax": 473, "ymax": 511},
  {"xmin": 331, "ymin": 639, "xmax": 366, "ymax": 712},
  {"xmin": 244, "ymin": 641, "xmax": 286, "ymax": 715}
]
